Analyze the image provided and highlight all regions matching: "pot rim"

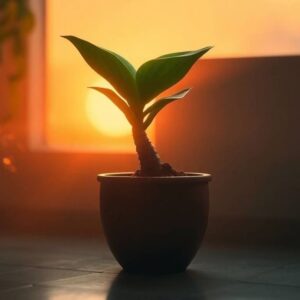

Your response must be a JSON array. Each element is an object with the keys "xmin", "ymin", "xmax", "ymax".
[{"xmin": 97, "ymin": 172, "xmax": 212, "ymax": 183}]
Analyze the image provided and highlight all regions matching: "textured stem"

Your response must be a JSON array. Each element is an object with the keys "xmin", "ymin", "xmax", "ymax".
[{"xmin": 132, "ymin": 126, "xmax": 161, "ymax": 176}]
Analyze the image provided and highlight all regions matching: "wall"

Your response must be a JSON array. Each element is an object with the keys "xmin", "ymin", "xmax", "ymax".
[
  {"xmin": 1, "ymin": 56, "xmax": 299, "ymax": 243},
  {"xmin": 157, "ymin": 56, "xmax": 300, "ymax": 244},
  {"xmin": 157, "ymin": 56, "xmax": 300, "ymax": 220}
]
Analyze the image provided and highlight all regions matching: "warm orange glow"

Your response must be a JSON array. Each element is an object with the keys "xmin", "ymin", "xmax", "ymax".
[
  {"xmin": 2, "ymin": 156, "xmax": 16, "ymax": 172},
  {"xmin": 2, "ymin": 157, "xmax": 11, "ymax": 166},
  {"xmin": 86, "ymin": 81, "xmax": 131, "ymax": 137},
  {"xmin": 43, "ymin": 0, "xmax": 299, "ymax": 151}
]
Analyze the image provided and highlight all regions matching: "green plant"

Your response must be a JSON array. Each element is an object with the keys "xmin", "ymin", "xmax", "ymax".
[{"xmin": 63, "ymin": 36, "xmax": 211, "ymax": 176}]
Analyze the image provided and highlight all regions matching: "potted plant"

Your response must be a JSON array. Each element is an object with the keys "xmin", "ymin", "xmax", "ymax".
[{"xmin": 63, "ymin": 36, "xmax": 212, "ymax": 274}]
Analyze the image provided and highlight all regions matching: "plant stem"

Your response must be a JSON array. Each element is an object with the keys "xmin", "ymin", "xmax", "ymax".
[{"xmin": 132, "ymin": 125, "xmax": 161, "ymax": 176}]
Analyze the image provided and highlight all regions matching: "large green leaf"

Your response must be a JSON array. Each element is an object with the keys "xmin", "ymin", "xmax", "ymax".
[
  {"xmin": 89, "ymin": 87, "xmax": 136, "ymax": 126},
  {"xmin": 157, "ymin": 51, "xmax": 191, "ymax": 59},
  {"xmin": 137, "ymin": 46, "xmax": 212, "ymax": 104},
  {"xmin": 143, "ymin": 88, "xmax": 191, "ymax": 129},
  {"xmin": 62, "ymin": 36, "xmax": 138, "ymax": 104}
]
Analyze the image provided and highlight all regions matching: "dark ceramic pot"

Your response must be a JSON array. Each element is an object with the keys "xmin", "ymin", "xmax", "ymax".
[{"xmin": 97, "ymin": 172, "xmax": 211, "ymax": 274}]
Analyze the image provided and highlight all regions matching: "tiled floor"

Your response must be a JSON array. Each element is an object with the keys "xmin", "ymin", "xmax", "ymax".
[{"xmin": 0, "ymin": 237, "xmax": 299, "ymax": 299}]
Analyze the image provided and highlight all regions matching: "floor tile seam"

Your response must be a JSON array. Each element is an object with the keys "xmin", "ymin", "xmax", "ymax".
[
  {"xmin": 0, "ymin": 263, "xmax": 106, "ymax": 274},
  {"xmin": 40, "ymin": 271, "xmax": 108, "ymax": 284},
  {"xmin": 0, "ymin": 271, "xmax": 99, "ymax": 286},
  {"xmin": 244, "ymin": 263, "xmax": 291, "ymax": 280},
  {"xmin": 0, "ymin": 284, "xmax": 33, "ymax": 294},
  {"xmin": 32, "ymin": 282, "xmax": 106, "ymax": 292},
  {"xmin": 232, "ymin": 277, "xmax": 300, "ymax": 289}
]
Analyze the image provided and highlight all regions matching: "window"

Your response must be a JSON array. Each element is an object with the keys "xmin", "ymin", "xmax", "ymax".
[{"xmin": 28, "ymin": 0, "xmax": 300, "ymax": 151}]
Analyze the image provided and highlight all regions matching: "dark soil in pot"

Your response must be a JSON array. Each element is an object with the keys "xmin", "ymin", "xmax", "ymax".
[{"xmin": 98, "ymin": 172, "xmax": 211, "ymax": 274}]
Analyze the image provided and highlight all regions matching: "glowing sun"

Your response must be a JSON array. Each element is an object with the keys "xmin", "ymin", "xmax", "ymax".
[{"xmin": 86, "ymin": 81, "xmax": 131, "ymax": 137}]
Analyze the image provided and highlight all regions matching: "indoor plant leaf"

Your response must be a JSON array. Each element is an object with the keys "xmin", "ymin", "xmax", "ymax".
[
  {"xmin": 157, "ymin": 51, "xmax": 191, "ymax": 59},
  {"xmin": 89, "ymin": 87, "xmax": 136, "ymax": 126},
  {"xmin": 63, "ymin": 34, "xmax": 212, "ymax": 176},
  {"xmin": 62, "ymin": 36, "xmax": 138, "ymax": 104},
  {"xmin": 143, "ymin": 88, "xmax": 191, "ymax": 129},
  {"xmin": 136, "ymin": 46, "xmax": 212, "ymax": 104}
]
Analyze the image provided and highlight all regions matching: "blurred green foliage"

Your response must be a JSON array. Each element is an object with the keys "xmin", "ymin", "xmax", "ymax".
[{"xmin": 0, "ymin": 0, "xmax": 34, "ymax": 124}]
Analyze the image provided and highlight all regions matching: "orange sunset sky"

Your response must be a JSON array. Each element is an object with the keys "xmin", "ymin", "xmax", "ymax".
[{"xmin": 43, "ymin": 0, "xmax": 300, "ymax": 151}]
